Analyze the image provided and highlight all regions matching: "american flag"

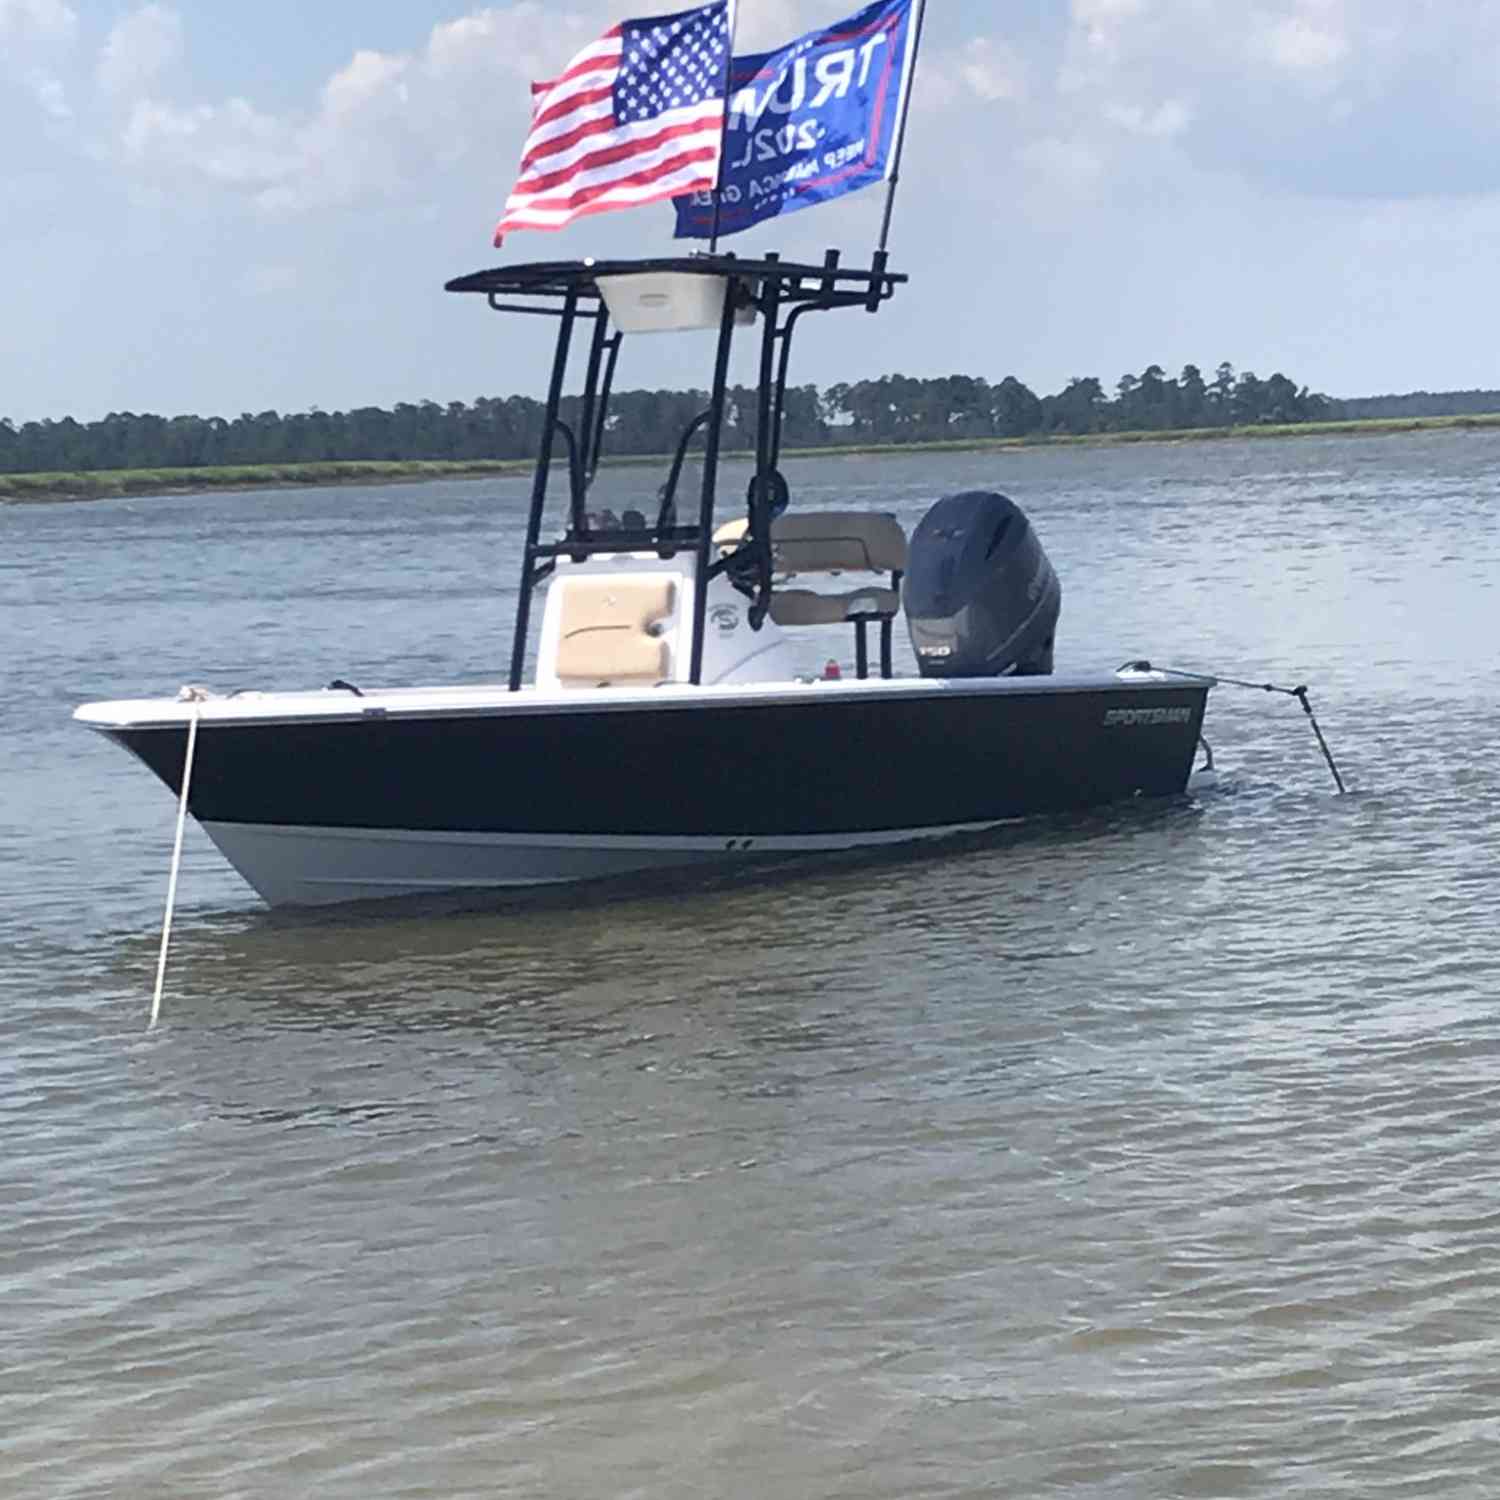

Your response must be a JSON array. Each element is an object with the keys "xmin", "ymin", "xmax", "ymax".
[{"xmin": 493, "ymin": 1, "xmax": 735, "ymax": 245}]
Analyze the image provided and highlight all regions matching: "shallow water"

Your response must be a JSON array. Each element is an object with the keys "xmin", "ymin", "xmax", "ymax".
[{"xmin": 4, "ymin": 431, "xmax": 1500, "ymax": 1496}]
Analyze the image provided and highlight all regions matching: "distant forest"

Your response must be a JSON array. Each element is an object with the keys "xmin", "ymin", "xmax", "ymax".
[
  {"xmin": 4, "ymin": 365, "xmax": 1498, "ymax": 475},
  {"xmin": 1332, "ymin": 389, "xmax": 1500, "ymax": 420}
]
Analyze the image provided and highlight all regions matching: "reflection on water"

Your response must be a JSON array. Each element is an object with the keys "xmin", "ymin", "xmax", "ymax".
[{"xmin": 5, "ymin": 433, "xmax": 1500, "ymax": 1497}]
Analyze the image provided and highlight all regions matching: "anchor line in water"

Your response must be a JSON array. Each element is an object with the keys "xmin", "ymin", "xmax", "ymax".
[
  {"xmin": 150, "ymin": 688, "xmax": 207, "ymax": 1028},
  {"xmin": 1122, "ymin": 660, "xmax": 1347, "ymax": 795}
]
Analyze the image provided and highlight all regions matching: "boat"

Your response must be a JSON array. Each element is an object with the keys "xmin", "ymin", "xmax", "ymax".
[{"xmin": 74, "ymin": 250, "xmax": 1213, "ymax": 907}]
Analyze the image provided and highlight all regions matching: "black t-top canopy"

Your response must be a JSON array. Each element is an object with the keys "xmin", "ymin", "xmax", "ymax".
[
  {"xmin": 444, "ymin": 254, "xmax": 905, "ymax": 306},
  {"xmin": 450, "ymin": 249, "xmax": 906, "ymax": 690}
]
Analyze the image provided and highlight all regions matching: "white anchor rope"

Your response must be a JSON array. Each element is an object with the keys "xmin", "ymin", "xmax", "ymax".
[{"xmin": 150, "ymin": 690, "xmax": 206, "ymax": 1029}]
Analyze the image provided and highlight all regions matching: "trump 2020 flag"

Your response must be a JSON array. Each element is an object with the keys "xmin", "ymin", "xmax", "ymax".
[
  {"xmin": 494, "ymin": 0, "xmax": 735, "ymax": 245},
  {"xmin": 673, "ymin": 0, "xmax": 916, "ymax": 240}
]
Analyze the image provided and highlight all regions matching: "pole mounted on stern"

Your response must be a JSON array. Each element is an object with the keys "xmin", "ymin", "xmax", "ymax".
[{"xmin": 870, "ymin": 0, "xmax": 929, "ymax": 304}]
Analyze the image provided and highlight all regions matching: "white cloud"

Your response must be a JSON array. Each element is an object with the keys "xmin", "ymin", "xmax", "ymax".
[
  {"xmin": 1071, "ymin": 0, "xmax": 1148, "ymax": 62},
  {"xmin": 321, "ymin": 47, "xmax": 409, "ymax": 120},
  {"xmin": 103, "ymin": 3, "xmax": 580, "ymax": 212},
  {"xmin": 0, "ymin": 0, "xmax": 76, "ymax": 46},
  {"xmin": 1016, "ymin": 136, "xmax": 1106, "ymax": 197},
  {"xmin": 958, "ymin": 38, "xmax": 1025, "ymax": 104},
  {"xmin": 97, "ymin": 4, "xmax": 183, "ymax": 100},
  {"xmin": 93, "ymin": 0, "xmax": 836, "ymax": 214},
  {"xmin": 120, "ymin": 97, "xmax": 300, "ymax": 190},
  {"xmin": 31, "ymin": 73, "xmax": 68, "ymax": 117},
  {"xmin": 1041, "ymin": 0, "xmax": 1500, "ymax": 198},
  {"xmin": 890, "ymin": 0, "xmax": 1500, "ymax": 256},
  {"xmin": 1105, "ymin": 97, "xmax": 1190, "ymax": 138},
  {"xmin": 1260, "ymin": 14, "xmax": 1349, "ymax": 77},
  {"xmin": 734, "ymin": 0, "xmax": 813, "ymax": 51},
  {"xmin": 48, "ymin": 0, "xmax": 1500, "ymax": 255},
  {"xmin": 1, "ymin": 0, "xmax": 77, "ymax": 119}
]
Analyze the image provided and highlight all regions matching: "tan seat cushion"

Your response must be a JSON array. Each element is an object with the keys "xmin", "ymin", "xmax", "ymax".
[
  {"xmin": 714, "ymin": 511, "xmax": 907, "ymax": 574},
  {"xmin": 769, "ymin": 588, "xmax": 900, "ymax": 626},
  {"xmin": 555, "ymin": 577, "xmax": 675, "ymax": 686}
]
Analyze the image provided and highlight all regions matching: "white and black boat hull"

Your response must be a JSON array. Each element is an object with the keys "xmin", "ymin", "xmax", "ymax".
[
  {"xmin": 194, "ymin": 820, "xmax": 1054, "ymax": 906},
  {"xmin": 81, "ymin": 676, "xmax": 1209, "ymax": 907}
]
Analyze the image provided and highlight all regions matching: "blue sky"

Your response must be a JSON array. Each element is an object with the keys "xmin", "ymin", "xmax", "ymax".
[{"xmin": 4, "ymin": 0, "xmax": 1500, "ymax": 423}]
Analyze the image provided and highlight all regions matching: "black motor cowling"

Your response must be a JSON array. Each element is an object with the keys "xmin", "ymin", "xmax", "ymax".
[{"xmin": 904, "ymin": 491, "xmax": 1061, "ymax": 677}]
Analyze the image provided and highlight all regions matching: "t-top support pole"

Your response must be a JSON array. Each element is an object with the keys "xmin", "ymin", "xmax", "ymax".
[
  {"xmin": 509, "ymin": 291, "xmax": 577, "ymax": 692},
  {"xmin": 688, "ymin": 279, "xmax": 740, "ymax": 684}
]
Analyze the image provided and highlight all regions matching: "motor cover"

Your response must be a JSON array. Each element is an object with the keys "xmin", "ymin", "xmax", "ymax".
[{"xmin": 903, "ymin": 491, "xmax": 1061, "ymax": 677}]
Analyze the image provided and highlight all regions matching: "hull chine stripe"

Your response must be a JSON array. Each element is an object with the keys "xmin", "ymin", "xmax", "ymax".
[{"xmin": 200, "ymin": 819, "xmax": 1028, "ymax": 908}]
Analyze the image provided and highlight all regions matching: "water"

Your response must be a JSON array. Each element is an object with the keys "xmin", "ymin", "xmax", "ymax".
[{"xmin": 4, "ymin": 432, "xmax": 1499, "ymax": 1496}]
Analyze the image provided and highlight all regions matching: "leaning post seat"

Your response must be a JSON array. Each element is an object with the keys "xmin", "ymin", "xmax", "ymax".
[
  {"xmin": 714, "ymin": 511, "xmax": 907, "ymax": 678},
  {"xmin": 552, "ymin": 576, "xmax": 677, "ymax": 687}
]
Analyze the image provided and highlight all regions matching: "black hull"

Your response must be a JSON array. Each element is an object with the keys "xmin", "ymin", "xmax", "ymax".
[{"xmin": 110, "ymin": 682, "xmax": 1207, "ymax": 838}]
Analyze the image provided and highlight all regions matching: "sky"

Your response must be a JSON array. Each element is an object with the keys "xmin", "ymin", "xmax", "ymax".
[{"xmin": 4, "ymin": 0, "xmax": 1500, "ymax": 423}]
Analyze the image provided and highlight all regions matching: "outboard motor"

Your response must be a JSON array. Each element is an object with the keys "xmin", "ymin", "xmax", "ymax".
[{"xmin": 904, "ymin": 491, "xmax": 1061, "ymax": 677}]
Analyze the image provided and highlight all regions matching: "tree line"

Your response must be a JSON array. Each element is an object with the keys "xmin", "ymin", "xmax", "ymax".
[
  {"xmin": 0, "ymin": 362, "xmax": 1359, "ymax": 475},
  {"xmin": 1335, "ymin": 388, "xmax": 1500, "ymax": 421}
]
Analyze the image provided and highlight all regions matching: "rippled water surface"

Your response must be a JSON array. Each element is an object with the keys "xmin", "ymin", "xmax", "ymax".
[{"xmin": 5, "ymin": 433, "xmax": 1500, "ymax": 1497}]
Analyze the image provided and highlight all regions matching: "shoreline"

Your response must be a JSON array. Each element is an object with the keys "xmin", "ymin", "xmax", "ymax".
[{"xmin": 6, "ymin": 412, "xmax": 1500, "ymax": 504}]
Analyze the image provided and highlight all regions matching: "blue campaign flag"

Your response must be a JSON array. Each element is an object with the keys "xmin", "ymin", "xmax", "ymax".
[{"xmin": 673, "ymin": 0, "xmax": 917, "ymax": 240}]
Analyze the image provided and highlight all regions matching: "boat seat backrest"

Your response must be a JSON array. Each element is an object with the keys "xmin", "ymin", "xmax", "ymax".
[
  {"xmin": 554, "ymin": 577, "xmax": 676, "ymax": 687},
  {"xmin": 768, "ymin": 587, "xmax": 900, "ymax": 626},
  {"xmin": 711, "ymin": 510, "xmax": 906, "ymax": 678},
  {"xmin": 713, "ymin": 511, "xmax": 907, "ymax": 576}
]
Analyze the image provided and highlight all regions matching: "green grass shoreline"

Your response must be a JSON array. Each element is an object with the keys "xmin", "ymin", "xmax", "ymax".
[{"xmin": 6, "ymin": 411, "xmax": 1500, "ymax": 504}]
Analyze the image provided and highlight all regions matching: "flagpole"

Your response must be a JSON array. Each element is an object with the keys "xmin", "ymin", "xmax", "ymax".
[
  {"xmin": 708, "ymin": 0, "xmax": 739, "ymax": 254},
  {"xmin": 875, "ymin": 0, "xmax": 929, "ymax": 255}
]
